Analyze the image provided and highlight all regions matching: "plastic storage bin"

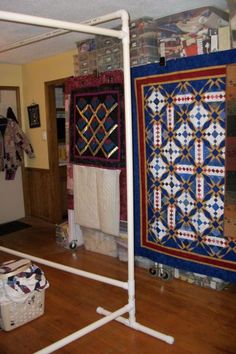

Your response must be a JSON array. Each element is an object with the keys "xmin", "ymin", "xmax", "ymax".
[
  {"xmin": 96, "ymin": 35, "xmax": 120, "ymax": 49},
  {"xmin": 131, "ymin": 55, "xmax": 159, "ymax": 67},
  {"xmin": 116, "ymin": 238, "xmax": 128, "ymax": 262},
  {"xmin": 77, "ymin": 38, "xmax": 97, "ymax": 52},
  {"xmin": 129, "ymin": 17, "xmax": 155, "ymax": 35},
  {"xmin": 130, "ymin": 35, "xmax": 158, "ymax": 48},
  {"xmin": 155, "ymin": 6, "xmax": 229, "ymax": 60},
  {"xmin": 82, "ymin": 227, "xmax": 118, "ymax": 257}
]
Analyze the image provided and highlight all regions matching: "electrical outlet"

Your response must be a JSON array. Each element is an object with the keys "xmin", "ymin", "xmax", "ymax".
[{"xmin": 42, "ymin": 130, "xmax": 47, "ymax": 141}]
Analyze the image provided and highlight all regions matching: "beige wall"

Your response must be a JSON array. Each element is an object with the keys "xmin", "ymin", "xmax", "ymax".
[
  {"xmin": 22, "ymin": 49, "xmax": 76, "ymax": 169},
  {"xmin": 0, "ymin": 49, "xmax": 76, "ymax": 169},
  {"xmin": 0, "ymin": 51, "xmax": 76, "ymax": 222},
  {"xmin": 0, "ymin": 63, "xmax": 24, "ymax": 116},
  {"xmin": 0, "ymin": 63, "xmax": 22, "ymax": 86}
]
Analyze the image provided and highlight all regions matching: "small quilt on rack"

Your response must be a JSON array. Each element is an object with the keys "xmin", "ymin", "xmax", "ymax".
[
  {"xmin": 132, "ymin": 49, "xmax": 236, "ymax": 282},
  {"xmin": 65, "ymin": 71, "xmax": 126, "ymax": 218},
  {"xmin": 69, "ymin": 83, "xmax": 125, "ymax": 168}
]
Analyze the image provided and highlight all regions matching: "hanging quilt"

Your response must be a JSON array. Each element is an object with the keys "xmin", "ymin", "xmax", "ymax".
[
  {"xmin": 68, "ymin": 71, "xmax": 125, "ymax": 169},
  {"xmin": 132, "ymin": 49, "xmax": 236, "ymax": 282},
  {"xmin": 65, "ymin": 71, "xmax": 127, "ymax": 220}
]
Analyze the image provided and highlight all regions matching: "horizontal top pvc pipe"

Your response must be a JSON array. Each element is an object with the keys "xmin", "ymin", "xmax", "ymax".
[
  {"xmin": 0, "ymin": 9, "xmax": 129, "ymax": 53},
  {"xmin": 0, "ymin": 29, "xmax": 69, "ymax": 53},
  {"xmin": 0, "ymin": 10, "xmax": 125, "ymax": 38},
  {"xmin": 83, "ymin": 9, "xmax": 129, "ymax": 26},
  {"xmin": 0, "ymin": 246, "xmax": 128, "ymax": 290},
  {"xmin": 0, "ymin": 10, "xmax": 129, "ymax": 53}
]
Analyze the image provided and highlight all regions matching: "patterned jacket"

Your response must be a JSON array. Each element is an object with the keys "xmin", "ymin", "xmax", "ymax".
[{"xmin": 0, "ymin": 118, "xmax": 35, "ymax": 180}]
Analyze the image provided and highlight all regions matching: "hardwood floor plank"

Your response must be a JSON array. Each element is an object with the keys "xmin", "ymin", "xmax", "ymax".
[{"xmin": 0, "ymin": 218, "xmax": 236, "ymax": 354}]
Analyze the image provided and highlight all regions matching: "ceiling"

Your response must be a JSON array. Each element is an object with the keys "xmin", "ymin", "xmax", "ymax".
[{"xmin": 0, "ymin": 0, "xmax": 229, "ymax": 64}]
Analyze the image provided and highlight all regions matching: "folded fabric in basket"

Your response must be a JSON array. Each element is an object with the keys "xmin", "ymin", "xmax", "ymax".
[
  {"xmin": 73, "ymin": 165, "xmax": 120, "ymax": 236},
  {"xmin": 0, "ymin": 259, "xmax": 31, "ymax": 277}
]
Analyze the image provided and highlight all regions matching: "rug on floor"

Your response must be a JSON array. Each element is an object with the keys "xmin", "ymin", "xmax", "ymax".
[{"xmin": 0, "ymin": 220, "xmax": 32, "ymax": 236}]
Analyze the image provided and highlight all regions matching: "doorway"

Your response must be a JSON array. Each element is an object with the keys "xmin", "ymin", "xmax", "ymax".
[
  {"xmin": 0, "ymin": 87, "xmax": 25, "ymax": 223},
  {"xmin": 45, "ymin": 78, "xmax": 67, "ymax": 222}
]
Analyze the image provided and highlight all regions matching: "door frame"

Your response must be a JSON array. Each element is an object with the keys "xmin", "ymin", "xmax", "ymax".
[
  {"xmin": 0, "ymin": 86, "xmax": 30, "ymax": 218},
  {"xmin": 44, "ymin": 77, "xmax": 67, "ymax": 223}
]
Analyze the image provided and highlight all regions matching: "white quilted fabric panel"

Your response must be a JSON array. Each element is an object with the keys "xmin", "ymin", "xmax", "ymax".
[{"xmin": 73, "ymin": 165, "xmax": 120, "ymax": 236}]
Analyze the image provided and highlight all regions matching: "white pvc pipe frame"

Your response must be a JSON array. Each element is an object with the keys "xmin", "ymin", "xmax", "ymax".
[{"xmin": 0, "ymin": 9, "xmax": 174, "ymax": 353}]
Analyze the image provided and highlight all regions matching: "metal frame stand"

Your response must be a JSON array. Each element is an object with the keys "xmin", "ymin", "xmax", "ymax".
[{"xmin": 0, "ymin": 9, "xmax": 174, "ymax": 353}]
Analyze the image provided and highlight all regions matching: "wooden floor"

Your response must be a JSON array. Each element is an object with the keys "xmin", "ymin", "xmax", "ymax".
[{"xmin": 0, "ymin": 218, "xmax": 236, "ymax": 354}]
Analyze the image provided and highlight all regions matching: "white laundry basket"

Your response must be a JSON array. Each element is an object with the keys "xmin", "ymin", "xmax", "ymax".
[
  {"xmin": 0, "ymin": 289, "xmax": 45, "ymax": 331},
  {"xmin": 0, "ymin": 259, "xmax": 47, "ymax": 331}
]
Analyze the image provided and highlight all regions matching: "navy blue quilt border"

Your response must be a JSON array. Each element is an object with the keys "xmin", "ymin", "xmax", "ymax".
[{"xmin": 131, "ymin": 49, "xmax": 236, "ymax": 282}]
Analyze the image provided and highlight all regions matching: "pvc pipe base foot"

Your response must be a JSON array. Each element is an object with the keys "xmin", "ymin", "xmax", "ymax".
[{"xmin": 96, "ymin": 306, "xmax": 174, "ymax": 345}]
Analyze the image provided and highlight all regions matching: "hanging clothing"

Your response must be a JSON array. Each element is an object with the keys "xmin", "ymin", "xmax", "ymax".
[
  {"xmin": 73, "ymin": 165, "xmax": 120, "ymax": 236},
  {"xmin": 0, "ymin": 118, "xmax": 35, "ymax": 180},
  {"xmin": 6, "ymin": 106, "xmax": 18, "ymax": 123}
]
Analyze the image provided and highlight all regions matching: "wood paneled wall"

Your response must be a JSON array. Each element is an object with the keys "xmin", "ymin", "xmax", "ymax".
[
  {"xmin": 23, "ymin": 78, "xmax": 68, "ymax": 224},
  {"xmin": 24, "ymin": 167, "xmax": 62, "ymax": 223}
]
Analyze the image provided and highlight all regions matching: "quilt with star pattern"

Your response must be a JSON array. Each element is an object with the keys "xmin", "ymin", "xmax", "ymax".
[{"xmin": 132, "ymin": 50, "xmax": 236, "ymax": 281}]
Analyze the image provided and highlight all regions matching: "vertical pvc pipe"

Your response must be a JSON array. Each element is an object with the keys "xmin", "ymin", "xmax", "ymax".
[
  {"xmin": 68, "ymin": 209, "xmax": 76, "ymax": 245},
  {"xmin": 68, "ymin": 209, "xmax": 83, "ymax": 246},
  {"xmin": 120, "ymin": 10, "xmax": 136, "ymax": 324}
]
